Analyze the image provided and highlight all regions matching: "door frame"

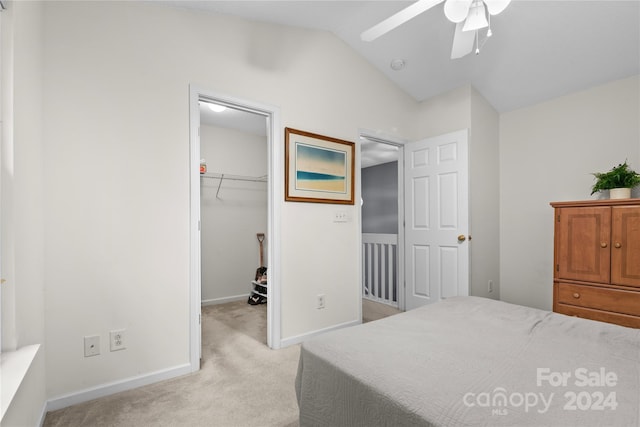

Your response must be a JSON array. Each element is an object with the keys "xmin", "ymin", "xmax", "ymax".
[
  {"xmin": 189, "ymin": 85, "xmax": 282, "ymax": 371},
  {"xmin": 358, "ymin": 130, "xmax": 407, "ymax": 311}
]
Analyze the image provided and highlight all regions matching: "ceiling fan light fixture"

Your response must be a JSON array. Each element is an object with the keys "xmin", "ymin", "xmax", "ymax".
[
  {"xmin": 462, "ymin": 2, "xmax": 488, "ymax": 32},
  {"xmin": 444, "ymin": 0, "xmax": 473, "ymax": 23}
]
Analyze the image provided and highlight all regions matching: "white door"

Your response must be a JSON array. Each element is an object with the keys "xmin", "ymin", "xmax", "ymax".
[{"xmin": 404, "ymin": 130, "xmax": 469, "ymax": 310}]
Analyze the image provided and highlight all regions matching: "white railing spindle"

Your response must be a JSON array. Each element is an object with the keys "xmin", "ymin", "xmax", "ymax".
[{"xmin": 362, "ymin": 233, "xmax": 398, "ymax": 308}]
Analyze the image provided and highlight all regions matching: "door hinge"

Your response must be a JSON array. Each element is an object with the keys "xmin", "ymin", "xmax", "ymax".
[
  {"xmin": 556, "ymin": 264, "xmax": 559, "ymax": 272},
  {"xmin": 557, "ymin": 214, "xmax": 560, "ymax": 222}
]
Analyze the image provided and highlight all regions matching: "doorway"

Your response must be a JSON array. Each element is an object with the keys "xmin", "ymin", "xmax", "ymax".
[
  {"xmin": 199, "ymin": 102, "xmax": 268, "ymax": 310},
  {"xmin": 359, "ymin": 133, "xmax": 405, "ymax": 312},
  {"xmin": 358, "ymin": 129, "xmax": 471, "ymax": 317},
  {"xmin": 189, "ymin": 86, "xmax": 282, "ymax": 371}
]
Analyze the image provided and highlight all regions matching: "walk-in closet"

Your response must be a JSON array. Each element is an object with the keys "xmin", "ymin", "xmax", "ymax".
[{"xmin": 199, "ymin": 100, "xmax": 269, "ymax": 345}]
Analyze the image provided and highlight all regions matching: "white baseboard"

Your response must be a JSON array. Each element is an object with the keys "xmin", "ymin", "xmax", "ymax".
[
  {"xmin": 279, "ymin": 319, "xmax": 361, "ymax": 348},
  {"xmin": 45, "ymin": 363, "xmax": 193, "ymax": 413},
  {"xmin": 201, "ymin": 294, "xmax": 249, "ymax": 306},
  {"xmin": 38, "ymin": 401, "xmax": 47, "ymax": 427}
]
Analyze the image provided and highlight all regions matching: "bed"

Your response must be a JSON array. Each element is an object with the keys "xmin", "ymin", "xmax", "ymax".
[{"xmin": 295, "ymin": 296, "xmax": 640, "ymax": 426}]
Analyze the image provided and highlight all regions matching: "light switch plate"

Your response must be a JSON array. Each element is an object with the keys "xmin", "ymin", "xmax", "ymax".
[{"xmin": 333, "ymin": 211, "xmax": 348, "ymax": 222}]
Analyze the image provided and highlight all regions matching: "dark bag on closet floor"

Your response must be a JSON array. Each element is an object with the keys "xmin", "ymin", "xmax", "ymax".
[
  {"xmin": 247, "ymin": 294, "xmax": 267, "ymax": 305},
  {"xmin": 254, "ymin": 266, "xmax": 267, "ymax": 281}
]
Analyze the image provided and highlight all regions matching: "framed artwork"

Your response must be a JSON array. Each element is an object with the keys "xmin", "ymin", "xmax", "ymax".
[{"xmin": 285, "ymin": 127, "xmax": 355, "ymax": 204}]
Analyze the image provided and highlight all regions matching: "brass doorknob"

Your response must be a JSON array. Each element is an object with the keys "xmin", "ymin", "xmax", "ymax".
[
  {"xmin": 615, "ymin": 242, "xmax": 622, "ymax": 248},
  {"xmin": 600, "ymin": 242, "xmax": 608, "ymax": 248},
  {"xmin": 457, "ymin": 235, "xmax": 466, "ymax": 242}
]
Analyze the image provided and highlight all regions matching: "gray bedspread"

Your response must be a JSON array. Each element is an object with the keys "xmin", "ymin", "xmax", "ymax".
[{"xmin": 295, "ymin": 296, "xmax": 640, "ymax": 426}]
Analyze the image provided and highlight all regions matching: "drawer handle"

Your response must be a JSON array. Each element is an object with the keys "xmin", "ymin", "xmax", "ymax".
[
  {"xmin": 600, "ymin": 242, "xmax": 608, "ymax": 248},
  {"xmin": 614, "ymin": 242, "xmax": 622, "ymax": 249},
  {"xmin": 572, "ymin": 292, "xmax": 580, "ymax": 299}
]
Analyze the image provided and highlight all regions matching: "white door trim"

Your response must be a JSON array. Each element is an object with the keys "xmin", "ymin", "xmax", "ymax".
[
  {"xmin": 358, "ymin": 129, "xmax": 407, "ymax": 311},
  {"xmin": 189, "ymin": 86, "xmax": 282, "ymax": 371}
]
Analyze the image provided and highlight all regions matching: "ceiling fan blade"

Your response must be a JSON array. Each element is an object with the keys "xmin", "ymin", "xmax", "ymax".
[
  {"xmin": 451, "ymin": 22, "xmax": 475, "ymax": 59},
  {"xmin": 485, "ymin": 0, "xmax": 511, "ymax": 15},
  {"xmin": 361, "ymin": 0, "xmax": 445, "ymax": 42},
  {"xmin": 444, "ymin": 0, "xmax": 473, "ymax": 23}
]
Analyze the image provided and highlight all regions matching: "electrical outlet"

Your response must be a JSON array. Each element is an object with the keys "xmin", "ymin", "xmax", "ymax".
[
  {"xmin": 488, "ymin": 280, "xmax": 494, "ymax": 293},
  {"xmin": 317, "ymin": 294, "xmax": 325, "ymax": 309},
  {"xmin": 84, "ymin": 335, "xmax": 100, "ymax": 357},
  {"xmin": 110, "ymin": 329, "xmax": 126, "ymax": 352}
]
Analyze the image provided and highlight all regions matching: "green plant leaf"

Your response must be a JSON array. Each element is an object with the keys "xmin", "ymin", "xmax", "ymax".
[{"xmin": 591, "ymin": 160, "xmax": 640, "ymax": 195}]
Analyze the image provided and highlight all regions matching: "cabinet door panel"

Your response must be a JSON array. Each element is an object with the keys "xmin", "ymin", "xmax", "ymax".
[
  {"xmin": 556, "ymin": 207, "xmax": 610, "ymax": 283},
  {"xmin": 612, "ymin": 206, "xmax": 640, "ymax": 287}
]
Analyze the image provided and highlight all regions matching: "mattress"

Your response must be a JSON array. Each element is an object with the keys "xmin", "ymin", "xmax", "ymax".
[{"xmin": 295, "ymin": 296, "xmax": 640, "ymax": 426}]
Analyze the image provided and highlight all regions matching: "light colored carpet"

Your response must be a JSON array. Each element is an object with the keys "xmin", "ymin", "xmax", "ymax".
[
  {"xmin": 44, "ymin": 301, "xmax": 301, "ymax": 427},
  {"xmin": 362, "ymin": 299, "xmax": 402, "ymax": 323},
  {"xmin": 43, "ymin": 299, "xmax": 400, "ymax": 426}
]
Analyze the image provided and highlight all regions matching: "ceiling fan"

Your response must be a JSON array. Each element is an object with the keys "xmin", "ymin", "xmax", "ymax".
[{"xmin": 361, "ymin": 0, "xmax": 511, "ymax": 59}]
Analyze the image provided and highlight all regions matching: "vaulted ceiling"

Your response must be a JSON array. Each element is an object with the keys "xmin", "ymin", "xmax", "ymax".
[
  {"xmin": 163, "ymin": 0, "xmax": 640, "ymax": 113},
  {"xmin": 188, "ymin": 1, "xmax": 639, "ymax": 168}
]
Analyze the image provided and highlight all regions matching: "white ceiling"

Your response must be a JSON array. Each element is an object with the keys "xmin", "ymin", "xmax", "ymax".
[
  {"xmin": 199, "ymin": 102, "xmax": 268, "ymax": 136},
  {"xmin": 165, "ymin": 0, "xmax": 640, "ymax": 113},
  {"xmin": 190, "ymin": 0, "xmax": 639, "ymax": 167}
]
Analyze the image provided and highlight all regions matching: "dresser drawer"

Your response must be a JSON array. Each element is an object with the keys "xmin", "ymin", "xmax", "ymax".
[
  {"xmin": 554, "ymin": 304, "xmax": 640, "ymax": 329},
  {"xmin": 556, "ymin": 282, "xmax": 640, "ymax": 317}
]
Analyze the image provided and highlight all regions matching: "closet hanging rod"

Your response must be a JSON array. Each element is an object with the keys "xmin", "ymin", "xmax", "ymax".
[
  {"xmin": 201, "ymin": 172, "xmax": 267, "ymax": 199},
  {"xmin": 200, "ymin": 172, "xmax": 267, "ymax": 183}
]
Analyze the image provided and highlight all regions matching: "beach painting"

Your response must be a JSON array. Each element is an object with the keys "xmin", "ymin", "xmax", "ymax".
[
  {"xmin": 285, "ymin": 128, "xmax": 354, "ymax": 204},
  {"xmin": 295, "ymin": 143, "xmax": 346, "ymax": 194}
]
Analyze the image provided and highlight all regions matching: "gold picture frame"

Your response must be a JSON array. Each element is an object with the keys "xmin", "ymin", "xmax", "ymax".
[{"xmin": 285, "ymin": 127, "xmax": 355, "ymax": 205}]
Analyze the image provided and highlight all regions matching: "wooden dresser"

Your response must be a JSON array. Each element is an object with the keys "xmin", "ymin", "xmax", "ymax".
[{"xmin": 551, "ymin": 199, "xmax": 640, "ymax": 328}]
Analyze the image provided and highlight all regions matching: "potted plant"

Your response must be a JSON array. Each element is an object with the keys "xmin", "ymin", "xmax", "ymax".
[{"xmin": 591, "ymin": 161, "xmax": 640, "ymax": 199}]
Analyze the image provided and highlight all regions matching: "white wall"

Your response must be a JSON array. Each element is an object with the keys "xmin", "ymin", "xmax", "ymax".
[
  {"xmin": 200, "ymin": 125, "xmax": 267, "ymax": 304},
  {"xmin": 500, "ymin": 75, "xmax": 640, "ymax": 310},
  {"xmin": 1, "ymin": 1, "xmax": 47, "ymax": 424},
  {"xmin": 469, "ymin": 88, "xmax": 500, "ymax": 299},
  {"xmin": 411, "ymin": 85, "xmax": 472, "ymax": 139},
  {"xmin": 41, "ymin": 0, "xmax": 417, "ymax": 400}
]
